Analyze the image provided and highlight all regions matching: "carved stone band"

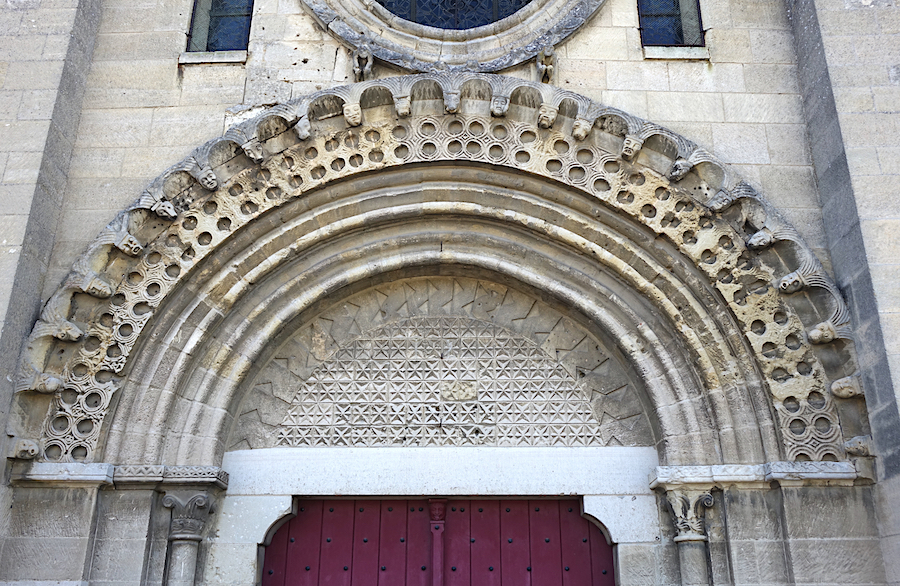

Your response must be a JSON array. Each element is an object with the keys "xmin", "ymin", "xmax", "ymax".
[
  {"xmin": 300, "ymin": 0, "xmax": 605, "ymax": 73},
  {"xmin": 650, "ymin": 461, "xmax": 858, "ymax": 490}
]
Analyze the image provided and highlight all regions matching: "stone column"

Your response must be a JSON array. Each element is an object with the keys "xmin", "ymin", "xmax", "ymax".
[
  {"xmin": 665, "ymin": 489, "xmax": 713, "ymax": 586},
  {"xmin": 163, "ymin": 492, "xmax": 213, "ymax": 586}
]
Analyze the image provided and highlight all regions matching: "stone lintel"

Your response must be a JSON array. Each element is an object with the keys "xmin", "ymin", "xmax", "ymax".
[{"xmin": 650, "ymin": 461, "xmax": 858, "ymax": 489}]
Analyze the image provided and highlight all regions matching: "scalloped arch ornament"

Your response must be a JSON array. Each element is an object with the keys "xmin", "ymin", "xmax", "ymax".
[{"xmin": 15, "ymin": 73, "xmax": 859, "ymax": 465}]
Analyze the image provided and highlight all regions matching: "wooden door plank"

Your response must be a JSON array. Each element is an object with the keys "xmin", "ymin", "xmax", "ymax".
[
  {"xmin": 352, "ymin": 501, "xmax": 381, "ymax": 586},
  {"xmin": 286, "ymin": 500, "xmax": 324, "ymax": 586},
  {"xmin": 378, "ymin": 500, "xmax": 408, "ymax": 586},
  {"xmin": 406, "ymin": 501, "xmax": 431, "ymax": 586},
  {"xmin": 529, "ymin": 500, "xmax": 563, "ymax": 586},
  {"xmin": 445, "ymin": 501, "xmax": 471, "ymax": 586},
  {"xmin": 262, "ymin": 514, "xmax": 291, "ymax": 586},
  {"xmin": 559, "ymin": 500, "xmax": 591, "ymax": 586},
  {"xmin": 500, "ymin": 499, "xmax": 530, "ymax": 586},
  {"xmin": 320, "ymin": 500, "xmax": 355, "ymax": 586},
  {"xmin": 588, "ymin": 520, "xmax": 614, "ymax": 586},
  {"xmin": 469, "ymin": 500, "xmax": 501, "ymax": 586}
]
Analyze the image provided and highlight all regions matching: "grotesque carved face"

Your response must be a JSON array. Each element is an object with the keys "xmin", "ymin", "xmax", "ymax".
[
  {"xmin": 242, "ymin": 140, "xmax": 265, "ymax": 163},
  {"xmin": 572, "ymin": 119, "xmax": 593, "ymax": 141},
  {"xmin": 778, "ymin": 271, "xmax": 805, "ymax": 294},
  {"xmin": 198, "ymin": 168, "xmax": 218, "ymax": 191},
  {"xmin": 747, "ymin": 229, "xmax": 775, "ymax": 250},
  {"xmin": 56, "ymin": 321, "xmax": 84, "ymax": 342},
  {"xmin": 808, "ymin": 322, "xmax": 836, "ymax": 344},
  {"xmin": 429, "ymin": 502, "xmax": 446, "ymax": 521},
  {"xmin": 444, "ymin": 92, "xmax": 461, "ymax": 114},
  {"xmin": 490, "ymin": 96, "xmax": 509, "ymax": 118},
  {"xmin": 151, "ymin": 200, "xmax": 178, "ymax": 219},
  {"xmin": 116, "ymin": 234, "xmax": 144, "ymax": 256},
  {"xmin": 85, "ymin": 276, "xmax": 113, "ymax": 299},
  {"xmin": 537, "ymin": 104, "xmax": 558, "ymax": 129},
  {"xmin": 621, "ymin": 136, "xmax": 643, "ymax": 159},
  {"xmin": 706, "ymin": 191, "xmax": 732, "ymax": 212},
  {"xmin": 667, "ymin": 159, "xmax": 692, "ymax": 182},
  {"xmin": 295, "ymin": 116, "xmax": 312, "ymax": 140},
  {"xmin": 394, "ymin": 96, "xmax": 411, "ymax": 118},
  {"xmin": 343, "ymin": 103, "xmax": 363, "ymax": 127}
]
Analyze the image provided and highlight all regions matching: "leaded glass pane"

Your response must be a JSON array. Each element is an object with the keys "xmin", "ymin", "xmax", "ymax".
[
  {"xmin": 638, "ymin": 0, "xmax": 703, "ymax": 46},
  {"xmin": 375, "ymin": 0, "xmax": 532, "ymax": 30},
  {"xmin": 187, "ymin": 0, "xmax": 253, "ymax": 52}
]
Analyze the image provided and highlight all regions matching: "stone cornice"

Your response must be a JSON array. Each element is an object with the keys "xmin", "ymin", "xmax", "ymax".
[
  {"xmin": 650, "ymin": 461, "xmax": 859, "ymax": 489},
  {"xmin": 9, "ymin": 463, "xmax": 228, "ymax": 489}
]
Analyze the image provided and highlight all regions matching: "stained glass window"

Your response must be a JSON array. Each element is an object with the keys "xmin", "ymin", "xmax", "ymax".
[
  {"xmin": 187, "ymin": 0, "xmax": 254, "ymax": 52},
  {"xmin": 637, "ymin": 0, "xmax": 703, "ymax": 46},
  {"xmin": 376, "ymin": 0, "xmax": 533, "ymax": 30}
]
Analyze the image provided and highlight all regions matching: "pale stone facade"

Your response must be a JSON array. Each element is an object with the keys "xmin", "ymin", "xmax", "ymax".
[{"xmin": 0, "ymin": 0, "xmax": 898, "ymax": 584}]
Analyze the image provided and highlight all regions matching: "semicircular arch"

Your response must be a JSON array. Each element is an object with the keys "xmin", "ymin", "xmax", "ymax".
[{"xmin": 13, "ymin": 73, "xmax": 856, "ymax": 468}]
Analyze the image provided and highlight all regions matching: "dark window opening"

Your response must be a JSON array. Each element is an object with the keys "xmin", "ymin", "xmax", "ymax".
[
  {"xmin": 187, "ymin": 0, "xmax": 254, "ymax": 52},
  {"xmin": 375, "ymin": 0, "xmax": 533, "ymax": 30},
  {"xmin": 638, "ymin": 0, "xmax": 704, "ymax": 46}
]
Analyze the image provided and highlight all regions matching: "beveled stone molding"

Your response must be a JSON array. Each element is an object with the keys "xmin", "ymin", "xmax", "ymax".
[
  {"xmin": 650, "ymin": 461, "xmax": 859, "ymax": 489},
  {"xmin": 9, "ymin": 463, "xmax": 229, "ymax": 487},
  {"xmin": 12, "ymin": 73, "xmax": 860, "ymax": 465},
  {"xmin": 9, "ymin": 462, "xmax": 114, "ymax": 485},
  {"xmin": 300, "ymin": 0, "xmax": 605, "ymax": 73}
]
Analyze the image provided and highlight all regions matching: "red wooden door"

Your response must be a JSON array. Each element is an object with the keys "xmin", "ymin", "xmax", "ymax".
[{"xmin": 262, "ymin": 499, "xmax": 614, "ymax": 586}]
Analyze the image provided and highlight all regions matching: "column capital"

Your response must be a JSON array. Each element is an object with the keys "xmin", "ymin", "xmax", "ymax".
[
  {"xmin": 163, "ymin": 491, "xmax": 213, "ymax": 542},
  {"xmin": 665, "ymin": 489, "xmax": 714, "ymax": 542}
]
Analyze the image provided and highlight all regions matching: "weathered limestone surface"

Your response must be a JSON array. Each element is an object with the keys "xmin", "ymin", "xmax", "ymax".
[{"xmin": 0, "ymin": 0, "xmax": 897, "ymax": 583}]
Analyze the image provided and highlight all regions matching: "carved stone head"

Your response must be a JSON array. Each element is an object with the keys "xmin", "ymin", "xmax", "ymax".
[
  {"xmin": 572, "ymin": 118, "xmax": 593, "ymax": 141},
  {"xmin": 808, "ymin": 321, "xmax": 837, "ymax": 344},
  {"xmin": 537, "ymin": 104, "xmax": 558, "ymax": 129},
  {"xmin": 151, "ymin": 199, "xmax": 177, "ymax": 219},
  {"xmin": 343, "ymin": 103, "xmax": 363, "ymax": 127},
  {"xmin": 394, "ymin": 95, "xmax": 411, "ymax": 118},
  {"xmin": 621, "ymin": 135, "xmax": 643, "ymax": 160},
  {"xmin": 666, "ymin": 158, "xmax": 693, "ymax": 182},
  {"xmin": 115, "ymin": 233, "xmax": 144, "ymax": 256},
  {"xmin": 444, "ymin": 91, "xmax": 461, "ymax": 114},
  {"xmin": 778, "ymin": 271, "xmax": 805, "ymax": 294},
  {"xmin": 490, "ymin": 95, "xmax": 509, "ymax": 117},
  {"xmin": 295, "ymin": 116, "xmax": 312, "ymax": 140},
  {"xmin": 241, "ymin": 139, "xmax": 265, "ymax": 164},
  {"xmin": 84, "ymin": 275, "xmax": 114, "ymax": 299},
  {"xmin": 706, "ymin": 190, "xmax": 733, "ymax": 212},
  {"xmin": 198, "ymin": 168, "xmax": 218, "ymax": 191},
  {"xmin": 747, "ymin": 229, "xmax": 775, "ymax": 250}
]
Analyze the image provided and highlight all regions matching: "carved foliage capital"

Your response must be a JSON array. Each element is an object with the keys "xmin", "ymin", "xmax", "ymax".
[
  {"xmin": 666, "ymin": 489, "xmax": 714, "ymax": 542},
  {"xmin": 163, "ymin": 491, "xmax": 212, "ymax": 541}
]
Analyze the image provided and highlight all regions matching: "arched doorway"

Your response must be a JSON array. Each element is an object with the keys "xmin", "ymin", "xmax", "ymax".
[
  {"xmin": 261, "ymin": 499, "xmax": 614, "ymax": 586},
  {"xmin": 10, "ymin": 72, "xmax": 866, "ymax": 585}
]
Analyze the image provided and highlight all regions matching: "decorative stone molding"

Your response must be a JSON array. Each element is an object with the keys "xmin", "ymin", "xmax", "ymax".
[
  {"xmin": 113, "ymin": 465, "xmax": 229, "ymax": 487},
  {"xmin": 665, "ymin": 489, "xmax": 714, "ymax": 542},
  {"xmin": 299, "ymin": 0, "xmax": 605, "ymax": 74},
  {"xmin": 9, "ymin": 462, "xmax": 114, "ymax": 485},
  {"xmin": 13, "ymin": 73, "xmax": 859, "ymax": 465},
  {"xmin": 650, "ymin": 461, "xmax": 859, "ymax": 489}
]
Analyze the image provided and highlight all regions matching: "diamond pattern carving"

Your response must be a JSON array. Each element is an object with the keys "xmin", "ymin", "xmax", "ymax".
[{"xmin": 275, "ymin": 316, "xmax": 606, "ymax": 448}]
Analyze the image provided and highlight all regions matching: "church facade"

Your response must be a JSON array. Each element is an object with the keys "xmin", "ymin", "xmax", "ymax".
[{"xmin": 0, "ymin": 0, "xmax": 898, "ymax": 584}]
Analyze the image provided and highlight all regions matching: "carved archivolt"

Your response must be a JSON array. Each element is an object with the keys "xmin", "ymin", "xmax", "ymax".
[
  {"xmin": 14, "ymin": 73, "xmax": 860, "ymax": 465},
  {"xmin": 299, "ymin": 0, "xmax": 604, "ymax": 74}
]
